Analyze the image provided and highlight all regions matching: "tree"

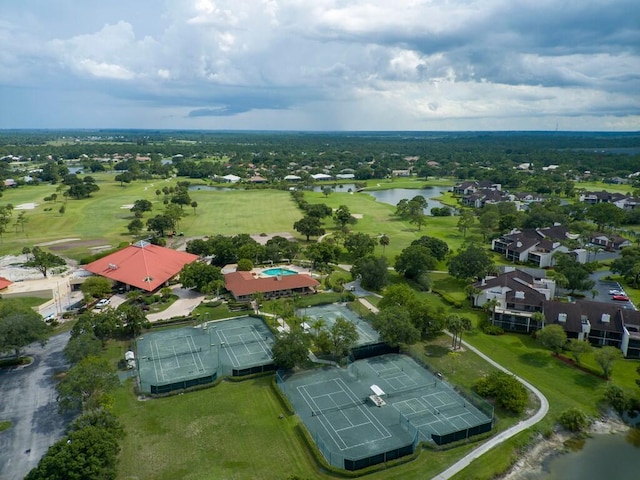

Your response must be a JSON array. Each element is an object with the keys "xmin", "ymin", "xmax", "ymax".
[
  {"xmin": 117, "ymin": 304, "xmax": 148, "ymax": 337},
  {"xmin": 115, "ymin": 171, "xmax": 134, "ymax": 186},
  {"xmin": 179, "ymin": 262, "xmax": 223, "ymax": 292},
  {"xmin": 146, "ymin": 214, "xmax": 175, "ymax": 237},
  {"xmin": 594, "ymin": 346, "xmax": 623, "ymax": 379},
  {"xmin": 394, "ymin": 244, "xmax": 437, "ymax": 281},
  {"xmin": 328, "ymin": 317, "xmax": 359, "ymax": 358},
  {"xmin": 191, "ymin": 201, "xmax": 198, "ymax": 215},
  {"xmin": 56, "ymin": 356, "xmax": 120, "ymax": 412},
  {"xmin": 373, "ymin": 307, "xmax": 420, "ymax": 347},
  {"xmin": 24, "ymin": 246, "xmax": 66, "ymax": 277},
  {"xmin": 351, "ymin": 255, "xmax": 389, "ymax": 291},
  {"xmin": 64, "ymin": 332, "xmax": 103, "ymax": 364},
  {"xmin": 130, "ymin": 199, "xmax": 153, "ymax": 214},
  {"xmin": 553, "ymin": 254, "xmax": 595, "ymax": 293},
  {"xmin": 305, "ymin": 203, "xmax": 332, "ymax": 219},
  {"xmin": 0, "ymin": 302, "xmax": 50, "ymax": 357},
  {"xmin": 611, "ymin": 246, "xmax": 640, "ymax": 288},
  {"xmin": 127, "ymin": 218, "xmax": 144, "ymax": 235},
  {"xmin": 474, "ymin": 371, "xmax": 528, "ymax": 414},
  {"xmin": 558, "ymin": 408, "xmax": 590, "ymax": 432},
  {"xmin": 537, "ymin": 324, "xmax": 567, "ymax": 355},
  {"xmin": 272, "ymin": 330, "xmax": 311, "ymax": 370},
  {"xmin": 237, "ymin": 258, "xmax": 254, "ymax": 271},
  {"xmin": 25, "ymin": 411, "xmax": 122, "ymax": 480},
  {"xmin": 567, "ymin": 339, "xmax": 592, "ymax": 365},
  {"xmin": 411, "ymin": 235, "xmax": 449, "ymax": 261},
  {"xmin": 333, "ymin": 205, "xmax": 356, "ymax": 229},
  {"xmin": 293, "ymin": 215, "xmax": 325, "ymax": 241},
  {"xmin": 344, "ymin": 232, "xmax": 376, "ymax": 259},
  {"xmin": 379, "ymin": 234, "xmax": 390, "ymax": 254},
  {"xmin": 171, "ymin": 190, "xmax": 192, "ymax": 210},
  {"xmin": 305, "ymin": 241, "xmax": 340, "ymax": 270},
  {"xmin": 81, "ymin": 276, "xmax": 113, "ymax": 300},
  {"xmin": 58, "ymin": 205, "xmax": 66, "ymax": 216},
  {"xmin": 14, "ymin": 210, "xmax": 28, "ymax": 233},
  {"xmin": 448, "ymin": 244, "xmax": 494, "ymax": 281},
  {"xmin": 587, "ymin": 202, "xmax": 626, "ymax": 230},
  {"xmin": 457, "ymin": 209, "xmax": 476, "ymax": 237}
]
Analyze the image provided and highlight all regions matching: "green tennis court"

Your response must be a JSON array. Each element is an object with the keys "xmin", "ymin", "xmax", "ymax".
[
  {"xmin": 136, "ymin": 316, "xmax": 276, "ymax": 393},
  {"xmin": 277, "ymin": 353, "xmax": 493, "ymax": 470}
]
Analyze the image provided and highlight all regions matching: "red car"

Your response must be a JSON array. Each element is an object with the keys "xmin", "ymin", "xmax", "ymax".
[{"xmin": 612, "ymin": 295, "xmax": 629, "ymax": 301}]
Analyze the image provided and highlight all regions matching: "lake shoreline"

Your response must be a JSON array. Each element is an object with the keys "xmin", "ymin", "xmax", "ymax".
[{"xmin": 498, "ymin": 413, "xmax": 629, "ymax": 480}]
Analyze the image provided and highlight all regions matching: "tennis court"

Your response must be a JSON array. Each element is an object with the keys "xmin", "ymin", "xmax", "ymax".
[
  {"xmin": 137, "ymin": 327, "xmax": 216, "ymax": 394},
  {"xmin": 208, "ymin": 316, "xmax": 275, "ymax": 375},
  {"xmin": 137, "ymin": 316, "xmax": 276, "ymax": 393},
  {"xmin": 298, "ymin": 303, "xmax": 379, "ymax": 345},
  {"xmin": 277, "ymin": 353, "xmax": 494, "ymax": 470}
]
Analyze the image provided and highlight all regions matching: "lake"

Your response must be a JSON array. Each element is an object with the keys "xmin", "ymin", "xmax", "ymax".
[
  {"xmin": 533, "ymin": 430, "xmax": 640, "ymax": 480},
  {"xmin": 360, "ymin": 185, "xmax": 455, "ymax": 215}
]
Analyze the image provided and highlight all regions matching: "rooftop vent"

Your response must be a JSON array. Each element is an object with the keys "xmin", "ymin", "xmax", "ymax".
[
  {"xmin": 558, "ymin": 313, "xmax": 567, "ymax": 323},
  {"xmin": 143, "ymin": 276, "xmax": 153, "ymax": 283},
  {"xmin": 601, "ymin": 313, "xmax": 610, "ymax": 323},
  {"xmin": 108, "ymin": 263, "xmax": 118, "ymax": 270},
  {"xmin": 515, "ymin": 291, "xmax": 525, "ymax": 299}
]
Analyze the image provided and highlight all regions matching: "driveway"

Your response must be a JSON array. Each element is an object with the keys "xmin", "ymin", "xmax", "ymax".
[
  {"xmin": 146, "ymin": 285, "xmax": 205, "ymax": 322},
  {"xmin": 0, "ymin": 332, "xmax": 73, "ymax": 480}
]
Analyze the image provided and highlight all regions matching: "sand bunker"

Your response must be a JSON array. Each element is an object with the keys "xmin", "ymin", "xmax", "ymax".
[
  {"xmin": 15, "ymin": 203, "xmax": 39, "ymax": 210},
  {"xmin": 120, "ymin": 204, "xmax": 134, "ymax": 209}
]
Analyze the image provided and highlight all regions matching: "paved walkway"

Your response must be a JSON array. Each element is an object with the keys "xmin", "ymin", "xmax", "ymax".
[
  {"xmin": 431, "ymin": 333, "xmax": 549, "ymax": 480},
  {"xmin": 146, "ymin": 285, "xmax": 205, "ymax": 322}
]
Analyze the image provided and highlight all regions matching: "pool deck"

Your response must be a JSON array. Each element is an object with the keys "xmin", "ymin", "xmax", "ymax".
[{"xmin": 250, "ymin": 264, "xmax": 315, "ymax": 278}]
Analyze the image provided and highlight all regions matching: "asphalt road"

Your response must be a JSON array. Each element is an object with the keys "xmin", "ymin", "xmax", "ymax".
[{"xmin": 0, "ymin": 332, "xmax": 73, "ymax": 480}]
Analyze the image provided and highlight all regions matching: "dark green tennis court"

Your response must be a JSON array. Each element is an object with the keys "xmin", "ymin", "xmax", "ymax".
[
  {"xmin": 136, "ymin": 316, "xmax": 275, "ymax": 393},
  {"xmin": 277, "ymin": 354, "xmax": 493, "ymax": 470}
]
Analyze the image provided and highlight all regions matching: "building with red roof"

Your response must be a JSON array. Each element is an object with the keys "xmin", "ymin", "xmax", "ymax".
[
  {"xmin": 84, "ymin": 241, "xmax": 198, "ymax": 292},
  {"xmin": 225, "ymin": 270, "xmax": 319, "ymax": 302},
  {"xmin": 0, "ymin": 276, "xmax": 13, "ymax": 291}
]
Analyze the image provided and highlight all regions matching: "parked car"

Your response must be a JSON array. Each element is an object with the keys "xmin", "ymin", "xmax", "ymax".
[
  {"xmin": 95, "ymin": 298, "xmax": 111, "ymax": 309},
  {"xmin": 612, "ymin": 295, "xmax": 629, "ymax": 301},
  {"xmin": 609, "ymin": 289, "xmax": 624, "ymax": 295}
]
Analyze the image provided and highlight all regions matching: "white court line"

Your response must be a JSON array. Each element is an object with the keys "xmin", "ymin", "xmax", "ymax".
[
  {"xmin": 298, "ymin": 383, "xmax": 348, "ymax": 450},
  {"xmin": 186, "ymin": 335, "xmax": 206, "ymax": 373},
  {"xmin": 150, "ymin": 341, "xmax": 161, "ymax": 382},
  {"xmin": 172, "ymin": 345, "xmax": 181, "ymax": 368},
  {"xmin": 218, "ymin": 330, "xmax": 241, "ymax": 367},
  {"xmin": 152, "ymin": 341, "xmax": 166, "ymax": 382}
]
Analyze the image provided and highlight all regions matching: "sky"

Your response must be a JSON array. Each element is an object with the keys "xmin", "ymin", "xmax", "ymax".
[{"xmin": 1, "ymin": 0, "xmax": 639, "ymax": 131}]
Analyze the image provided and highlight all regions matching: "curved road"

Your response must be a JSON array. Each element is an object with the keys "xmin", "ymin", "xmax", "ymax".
[{"xmin": 431, "ymin": 335, "xmax": 549, "ymax": 480}]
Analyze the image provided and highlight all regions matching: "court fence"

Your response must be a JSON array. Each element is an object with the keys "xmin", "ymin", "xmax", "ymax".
[
  {"xmin": 349, "ymin": 342, "xmax": 399, "ymax": 361},
  {"xmin": 148, "ymin": 373, "xmax": 217, "ymax": 395},
  {"xmin": 276, "ymin": 369, "xmax": 420, "ymax": 471}
]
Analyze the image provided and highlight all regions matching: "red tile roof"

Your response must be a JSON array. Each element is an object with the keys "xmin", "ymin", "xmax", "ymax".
[
  {"xmin": 0, "ymin": 276, "xmax": 12, "ymax": 290},
  {"xmin": 84, "ymin": 241, "xmax": 198, "ymax": 291},
  {"xmin": 225, "ymin": 271, "xmax": 319, "ymax": 297}
]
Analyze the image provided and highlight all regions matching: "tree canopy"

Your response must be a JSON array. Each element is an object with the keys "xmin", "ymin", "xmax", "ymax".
[
  {"xmin": 447, "ymin": 244, "xmax": 494, "ymax": 281},
  {"xmin": 0, "ymin": 300, "xmax": 50, "ymax": 356}
]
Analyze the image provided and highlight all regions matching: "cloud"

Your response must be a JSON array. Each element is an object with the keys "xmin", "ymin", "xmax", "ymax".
[{"xmin": 0, "ymin": 0, "xmax": 638, "ymax": 130}]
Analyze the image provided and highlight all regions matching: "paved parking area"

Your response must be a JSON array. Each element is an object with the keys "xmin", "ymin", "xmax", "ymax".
[{"xmin": 0, "ymin": 332, "xmax": 73, "ymax": 480}]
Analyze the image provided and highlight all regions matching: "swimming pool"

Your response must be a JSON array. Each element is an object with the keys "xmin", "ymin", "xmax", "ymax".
[{"xmin": 262, "ymin": 267, "xmax": 298, "ymax": 277}]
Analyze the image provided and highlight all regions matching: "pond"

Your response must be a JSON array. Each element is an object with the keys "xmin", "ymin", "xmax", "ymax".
[
  {"xmin": 361, "ymin": 185, "xmax": 455, "ymax": 216},
  {"xmin": 187, "ymin": 185, "xmax": 239, "ymax": 192},
  {"xmin": 533, "ymin": 430, "xmax": 640, "ymax": 480}
]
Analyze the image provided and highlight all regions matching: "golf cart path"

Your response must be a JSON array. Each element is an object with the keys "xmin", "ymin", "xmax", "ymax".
[{"xmin": 431, "ymin": 335, "xmax": 549, "ymax": 480}]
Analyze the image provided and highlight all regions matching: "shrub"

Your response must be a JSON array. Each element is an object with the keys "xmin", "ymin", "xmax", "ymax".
[
  {"xmin": 558, "ymin": 408, "xmax": 589, "ymax": 432},
  {"xmin": 603, "ymin": 385, "xmax": 629, "ymax": 414},
  {"xmin": 474, "ymin": 371, "xmax": 528, "ymax": 414}
]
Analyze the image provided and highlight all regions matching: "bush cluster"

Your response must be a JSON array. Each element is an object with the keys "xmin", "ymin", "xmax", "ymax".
[{"xmin": 474, "ymin": 371, "xmax": 528, "ymax": 414}]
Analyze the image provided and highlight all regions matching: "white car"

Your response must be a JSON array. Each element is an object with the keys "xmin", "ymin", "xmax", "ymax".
[
  {"xmin": 95, "ymin": 298, "xmax": 111, "ymax": 309},
  {"xmin": 609, "ymin": 289, "xmax": 624, "ymax": 295}
]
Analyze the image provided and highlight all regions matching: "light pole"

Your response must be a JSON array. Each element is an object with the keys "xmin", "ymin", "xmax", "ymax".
[{"xmin": 218, "ymin": 342, "xmax": 225, "ymax": 374}]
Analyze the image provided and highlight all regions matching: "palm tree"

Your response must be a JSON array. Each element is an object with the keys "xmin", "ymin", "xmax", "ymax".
[
  {"xmin": 379, "ymin": 234, "xmax": 390, "ymax": 254},
  {"xmin": 310, "ymin": 317, "xmax": 326, "ymax": 337},
  {"xmin": 483, "ymin": 298, "xmax": 500, "ymax": 323}
]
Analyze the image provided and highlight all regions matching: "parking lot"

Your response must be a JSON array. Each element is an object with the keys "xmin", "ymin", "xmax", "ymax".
[{"xmin": 0, "ymin": 332, "xmax": 73, "ymax": 480}]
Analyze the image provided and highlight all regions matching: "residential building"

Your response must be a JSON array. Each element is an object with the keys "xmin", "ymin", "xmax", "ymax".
[{"xmin": 491, "ymin": 225, "xmax": 586, "ymax": 267}]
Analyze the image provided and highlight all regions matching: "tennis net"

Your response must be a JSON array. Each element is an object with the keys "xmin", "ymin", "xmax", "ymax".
[
  {"xmin": 220, "ymin": 336, "xmax": 269, "ymax": 348},
  {"xmin": 385, "ymin": 381, "xmax": 437, "ymax": 399},
  {"xmin": 148, "ymin": 347, "xmax": 202, "ymax": 361},
  {"xmin": 311, "ymin": 398, "xmax": 365, "ymax": 417}
]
